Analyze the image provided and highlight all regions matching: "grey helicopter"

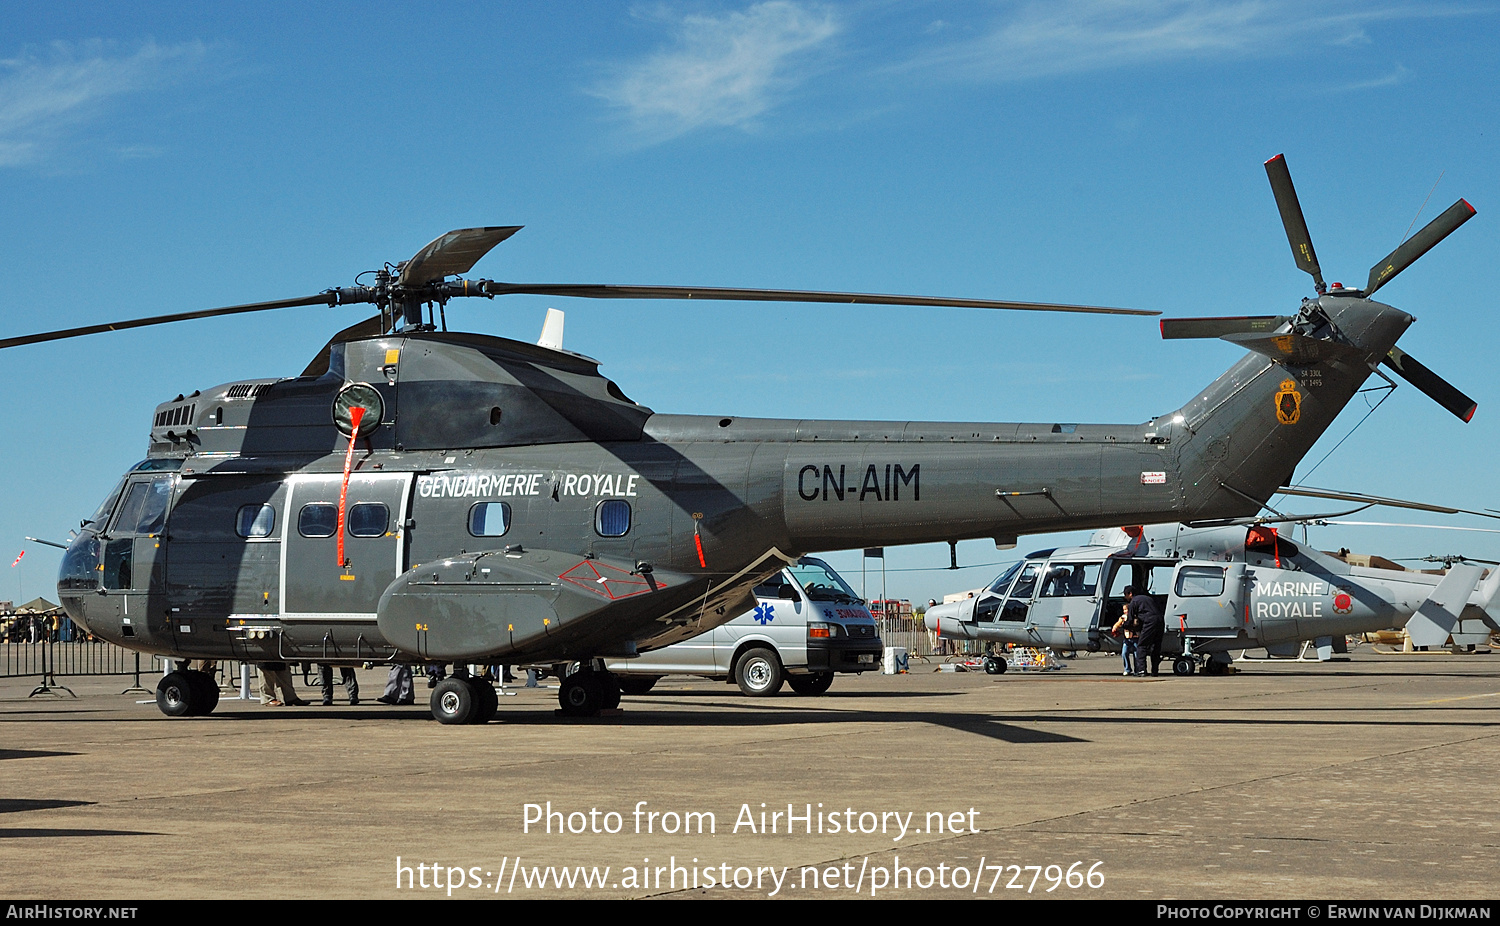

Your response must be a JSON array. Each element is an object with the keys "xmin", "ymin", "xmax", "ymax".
[
  {"xmin": 2, "ymin": 154, "xmax": 1480, "ymax": 723},
  {"xmin": 924, "ymin": 517, "xmax": 1500, "ymax": 676}
]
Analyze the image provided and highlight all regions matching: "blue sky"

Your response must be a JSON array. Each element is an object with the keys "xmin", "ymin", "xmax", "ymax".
[{"xmin": 1, "ymin": 1, "xmax": 1497, "ymax": 606}]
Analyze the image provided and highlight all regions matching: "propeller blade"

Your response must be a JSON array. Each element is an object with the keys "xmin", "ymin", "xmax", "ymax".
[
  {"xmin": 480, "ymin": 282, "xmax": 1158, "ymax": 316},
  {"xmin": 1364, "ymin": 199, "xmax": 1476, "ymax": 297},
  {"xmin": 1160, "ymin": 316, "xmax": 1288, "ymax": 339},
  {"xmin": 399, "ymin": 226, "xmax": 523, "ymax": 287},
  {"xmin": 0, "ymin": 293, "xmax": 341, "ymax": 351},
  {"xmin": 1382, "ymin": 345, "xmax": 1477, "ymax": 422},
  {"xmin": 1264, "ymin": 154, "xmax": 1325, "ymax": 292}
]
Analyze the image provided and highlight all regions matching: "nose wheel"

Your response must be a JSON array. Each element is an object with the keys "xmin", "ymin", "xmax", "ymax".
[{"xmin": 155, "ymin": 669, "xmax": 220, "ymax": 717}]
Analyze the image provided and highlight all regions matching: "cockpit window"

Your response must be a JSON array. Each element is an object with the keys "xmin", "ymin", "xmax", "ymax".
[
  {"xmin": 110, "ymin": 477, "xmax": 172, "ymax": 536},
  {"xmin": 788, "ymin": 559, "xmax": 861, "ymax": 604},
  {"xmin": 986, "ymin": 562, "xmax": 1023, "ymax": 596},
  {"xmin": 1008, "ymin": 563, "xmax": 1041, "ymax": 602},
  {"xmin": 89, "ymin": 477, "xmax": 128, "ymax": 527},
  {"xmin": 1039, "ymin": 563, "xmax": 1100, "ymax": 598}
]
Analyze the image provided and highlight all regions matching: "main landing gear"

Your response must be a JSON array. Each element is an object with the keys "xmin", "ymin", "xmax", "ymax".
[
  {"xmin": 429, "ymin": 676, "xmax": 500, "ymax": 725},
  {"xmin": 557, "ymin": 664, "xmax": 622, "ymax": 717}
]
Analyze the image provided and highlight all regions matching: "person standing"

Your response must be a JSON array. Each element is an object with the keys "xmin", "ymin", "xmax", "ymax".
[
  {"xmin": 378, "ymin": 664, "xmax": 414, "ymax": 705},
  {"xmin": 1111, "ymin": 602, "xmax": 1140, "ymax": 676},
  {"xmin": 318, "ymin": 664, "xmax": 360, "ymax": 706},
  {"xmin": 1125, "ymin": 585, "xmax": 1165, "ymax": 676}
]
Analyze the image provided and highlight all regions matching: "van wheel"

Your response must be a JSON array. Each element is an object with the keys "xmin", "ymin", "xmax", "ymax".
[
  {"xmin": 788, "ymin": 672, "xmax": 833, "ymax": 695},
  {"xmin": 618, "ymin": 676, "xmax": 659, "ymax": 695},
  {"xmin": 735, "ymin": 648, "xmax": 784, "ymax": 696}
]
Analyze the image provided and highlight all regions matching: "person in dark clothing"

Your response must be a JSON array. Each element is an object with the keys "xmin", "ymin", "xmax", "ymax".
[{"xmin": 1124, "ymin": 585, "xmax": 1165, "ymax": 676}]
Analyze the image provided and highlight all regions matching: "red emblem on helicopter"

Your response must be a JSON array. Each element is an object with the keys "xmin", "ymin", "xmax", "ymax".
[{"xmin": 1333, "ymin": 592, "xmax": 1353, "ymax": 614}]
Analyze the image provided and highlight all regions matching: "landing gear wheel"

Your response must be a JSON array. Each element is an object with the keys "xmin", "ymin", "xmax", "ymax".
[
  {"xmin": 1172, "ymin": 656, "xmax": 1197, "ymax": 676},
  {"xmin": 156, "ymin": 672, "xmax": 197, "ymax": 717},
  {"xmin": 559, "ymin": 671, "xmax": 604, "ymax": 716},
  {"xmin": 734, "ymin": 647, "xmax": 784, "ymax": 696},
  {"xmin": 788, "ymin": 672, "xmax": 834, "ymax": 695},
  {"xmin": 983, "ymin": 655, "xmax": 1008, "ymax": 675},
  {"xmin": 431, "ymin": 678, "xmax": 477, "ymax": 725},
  {"xmin": 185, "ymin": 670, "xmax": 220, "ymax": 715},
  {"xmin": 617, "ymin": 676, "xmax": 659, "ymax": 695},
  {"xmin": 599, "ymin": 672, "xmax": 622, "ymax": 710},
  {"xmin": 465, "ymin": 678, "xmax": 499, "ymax": 724}
]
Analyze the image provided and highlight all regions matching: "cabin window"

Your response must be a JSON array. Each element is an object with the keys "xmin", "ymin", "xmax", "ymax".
[
  {"xmin": 595, "ymin": 499, "xmax": 631, "ymax": 537},
  {"xmin": 468, "ymin": 502, "xmax": 512, "ymax": 537},
  {"xmin": 1175, "ymin": 565, "xmax": 1226, "ymax": 597},
  {"xmin": 1039, "ymin": 563, "xmax": 1100, "ymax": 597},
  {"xmin": 348, "ymin": 503, "xmax": 389, "ymax": 538},
  {"xmin": 298, "ymin": 504, "xmax": 338, "ymax": 538},
  {"xmin": 236, "ymin": 504, "xmax": 276, "ymax": 538}
]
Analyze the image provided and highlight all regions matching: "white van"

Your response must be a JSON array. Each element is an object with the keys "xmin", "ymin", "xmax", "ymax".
[{"xmin": 606, "ymin": 557, "xmax": 882, "ymax": 696}]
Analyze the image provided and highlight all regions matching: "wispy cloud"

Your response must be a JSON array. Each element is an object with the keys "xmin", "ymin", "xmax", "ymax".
[
  {"xmin": 0, "ymin": 39, "xmax": 207, "ymax": 168},
  {"xmin": 591, "ymin": 1, "xmax": 841, "ymax": 144},
  {"xmin": 895, "ymin": 1, "xmax": 1464, "ymax": 83}
]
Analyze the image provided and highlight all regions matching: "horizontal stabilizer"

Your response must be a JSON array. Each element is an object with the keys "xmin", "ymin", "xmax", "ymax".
[
  {"xmin": 1405, "ymin": 563, "xmax": 1482, "ymax": 648},
  {"xmin": 1220, "ymin": 331, "xmax": 1368, "ymax": 366},
  {"xmin": 1160, "ymin": 316, "xmax": 1287, "ymax": 340}
]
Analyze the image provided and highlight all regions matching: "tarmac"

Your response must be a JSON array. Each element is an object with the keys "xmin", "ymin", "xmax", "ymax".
[{"xmin": 1, "ymin": 647, "xmax": 1497, "ymax": 901}]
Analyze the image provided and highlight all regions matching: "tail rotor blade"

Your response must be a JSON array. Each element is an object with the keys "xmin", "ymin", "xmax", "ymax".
[
  {"xmin": 1365, "ymin": 199, "xmax": 1476, "ymax": 297},
  {"xmin": 1382, "ymin": 345, "xmax": 1477, "ymax": 422},
  {"xmin": 1265, "ymin": 154, "xmax": 1325, "ymax": 293}
]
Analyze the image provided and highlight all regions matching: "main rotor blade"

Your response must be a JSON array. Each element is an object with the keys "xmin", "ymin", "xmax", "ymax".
[
  {"xmin": 0, "ymin": 293, "xmax": 339, "ymax": 351},
  {"xmin": 480, "ymin": 282, "xmax": 1157, "ymax": 316},
  {"xmin": 1365, "ymin": 199, "xmax": 1476, "ymax": 297},
  {"xmin": 1276, "ymin": 486, "xmax": 1499, "ymax": 519},
  {"xmin": 399, "ymin": 226, "xmax": 523, "ymax": 287},
  {"xmin": 1160, "ymin": 316, "xmax": 1288, "ymax": 339},
  {"xmin": 1265, "ymin": 153, "xmax": 1325, "ymax": 292},
  {"xmin": 1382, "ymin": 345, "xmax": 1477, "ymax": 422}
]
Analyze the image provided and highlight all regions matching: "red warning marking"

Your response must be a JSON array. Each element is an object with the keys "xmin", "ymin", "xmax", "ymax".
[{"xmin": 559, "ymin": 560, "xmax": 657, "ymax": 600}]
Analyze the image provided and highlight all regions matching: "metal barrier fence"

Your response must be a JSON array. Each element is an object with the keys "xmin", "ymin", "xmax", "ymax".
[{"xmin": 2, "ymin": 639, "xmax": 155, "ymax": 696}]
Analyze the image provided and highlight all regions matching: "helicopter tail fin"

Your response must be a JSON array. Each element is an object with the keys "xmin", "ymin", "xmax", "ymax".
[
  {"xmin": 1404, "ymin": 563, "xmax": 1483, "ymax": 648},
  {"xmin": 537, "ymin": 308, "xmax": 565, "ymax": 351},
  {"xmin": 1475, "ymin": 565, "xmax": 1500, "ymax": 629}
]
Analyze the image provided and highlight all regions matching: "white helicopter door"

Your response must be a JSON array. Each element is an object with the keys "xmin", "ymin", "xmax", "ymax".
[{"xmin": 1164, "ymin": 562, "xmax": 1246, "ymax": 638}]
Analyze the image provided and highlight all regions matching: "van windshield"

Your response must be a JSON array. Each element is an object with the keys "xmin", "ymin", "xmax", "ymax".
[{"xmin": 789, "ymin": 559, "xmax": 862, "ymax": 604}]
